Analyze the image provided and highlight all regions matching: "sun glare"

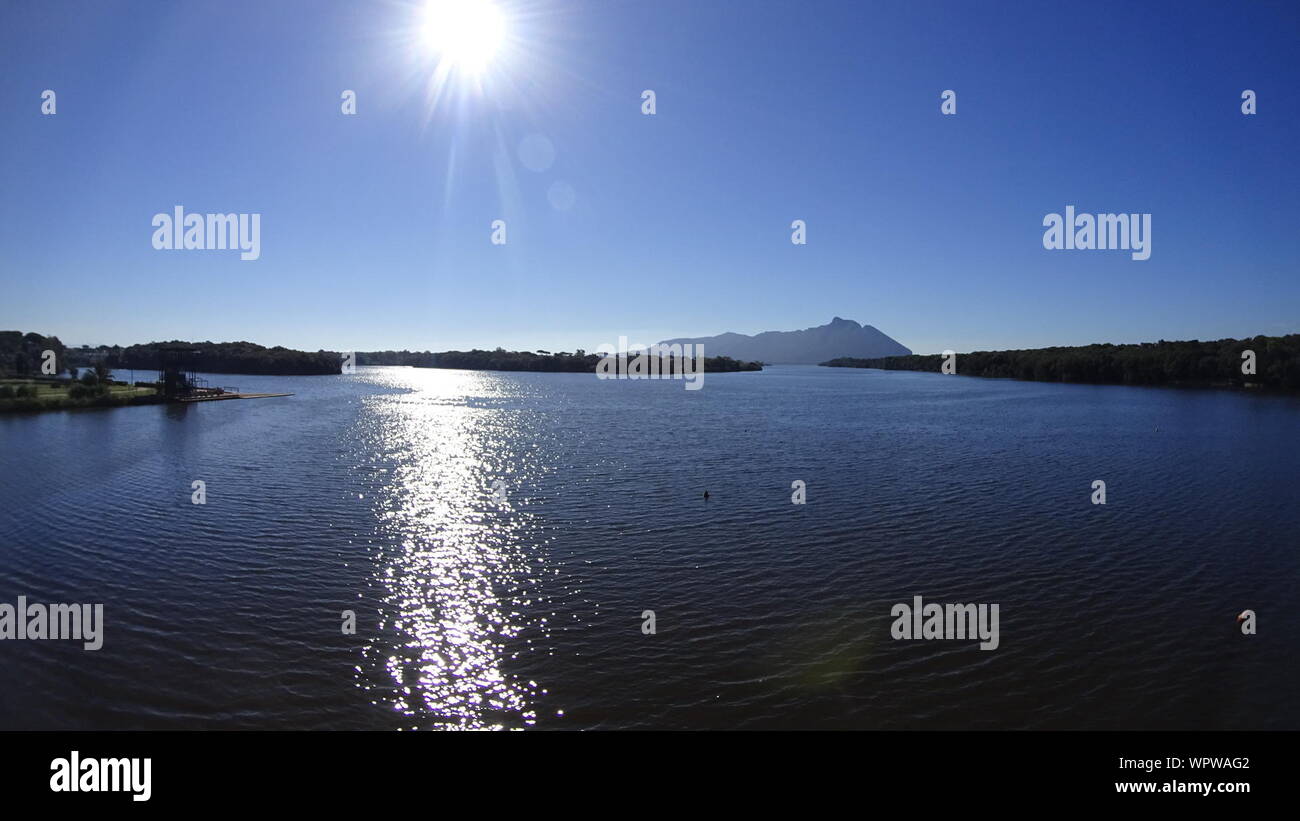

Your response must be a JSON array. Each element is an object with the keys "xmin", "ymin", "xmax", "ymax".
[{"xmin": 421, "ymin": 0, "xmax": 506, "ymax": 75}]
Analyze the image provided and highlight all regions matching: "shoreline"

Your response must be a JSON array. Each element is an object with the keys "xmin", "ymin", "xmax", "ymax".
[{"xmin": 823, "ymin": 334, "xmax": 1300, "ymax": 393}]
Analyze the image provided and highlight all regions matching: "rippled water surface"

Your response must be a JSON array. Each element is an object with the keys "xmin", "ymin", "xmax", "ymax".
[{"xmin": 1, "ymin": 365, "xmax": 1297, "ymax": 729}]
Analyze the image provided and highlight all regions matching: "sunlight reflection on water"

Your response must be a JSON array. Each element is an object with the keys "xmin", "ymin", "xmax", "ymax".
[{"xmin": 351, "ymin": 367, "xmax": 550, "ymax": 730}]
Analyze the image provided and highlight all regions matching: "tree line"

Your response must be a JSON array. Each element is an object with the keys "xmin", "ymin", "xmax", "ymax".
[
  {"xmin": 100, "ymin": 340, "xmax": 338, "ymax": 375},
  {"xmin": 424, "ymin": 348, "xmax": 762, "ymax": 373},
  {"xmin": 823, "ymin": 335, "xmax": 1300, "ymax": 390},
  {"xmin": 0, "ymin": 331, "xmax": 69, "ymax": 376},
  {"xmin": 30, "ymin": 338, "xmax": 762, "ymax": 376}
]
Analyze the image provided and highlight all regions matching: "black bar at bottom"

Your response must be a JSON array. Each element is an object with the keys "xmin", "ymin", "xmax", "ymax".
[{"xmin": 0, "ymin": 730, "xmax": 1285, "ymax": 808}]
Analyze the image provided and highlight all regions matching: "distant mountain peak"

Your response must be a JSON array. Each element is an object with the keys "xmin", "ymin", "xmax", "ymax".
[{"xmin": 661, "ymin": 318, "xmax": 910, "ymax": 364}]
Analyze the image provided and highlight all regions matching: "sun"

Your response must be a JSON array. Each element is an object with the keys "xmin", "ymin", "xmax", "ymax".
[{"xmin": 420, "ymin": 0, "xmax": 507, "ymax": 75}]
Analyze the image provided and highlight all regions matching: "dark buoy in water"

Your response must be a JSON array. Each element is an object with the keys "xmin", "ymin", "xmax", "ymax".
[{"xmin": 703, "ymin": 490, "xmax": 709, "ymax": 500}]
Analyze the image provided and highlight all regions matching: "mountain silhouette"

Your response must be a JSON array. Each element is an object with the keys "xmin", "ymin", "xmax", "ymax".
[{"xmin": 660, "ymin": 317, "xmax": 911, "ymax": 364}]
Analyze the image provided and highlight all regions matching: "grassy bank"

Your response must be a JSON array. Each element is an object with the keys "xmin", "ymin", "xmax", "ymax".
[{"xmin": 0, "ymin": 378, "xmax": 164, "ymax": 412}]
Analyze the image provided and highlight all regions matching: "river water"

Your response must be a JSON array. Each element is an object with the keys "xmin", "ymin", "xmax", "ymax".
[{"xmin": 1, "ymin": 365, "xmax": 1296, "ymax": 729}]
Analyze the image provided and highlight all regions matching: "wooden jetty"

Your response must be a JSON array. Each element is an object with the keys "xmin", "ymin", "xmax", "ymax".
[
  {"xmin": 174, "ymin": 391, "xmax": 293, "ymax": 403},
  {"xmin": 157, "ymin": 347, "xmax": 292, "ymax": 404}
]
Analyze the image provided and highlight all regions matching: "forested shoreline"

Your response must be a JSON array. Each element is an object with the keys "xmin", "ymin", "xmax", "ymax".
[
  {"xmin": 107, "ymin": 341, "xmax": 340, "ymax": 375},
  {"xmin": 823, "ymin": 336, "xmax": 1300, "ymax": 390},
  {"xmin": 33, "ymin": 330, "xmax": 1297, "ymax": 388},
  {"xmin": 14, "ymin": 335, "xmax": 762, "ymax": 377},
  {"xmin": 423, "ymin": 349, "xmax": 763, "ymax": 373}
]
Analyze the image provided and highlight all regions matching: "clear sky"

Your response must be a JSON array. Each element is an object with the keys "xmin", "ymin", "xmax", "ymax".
[{"xmin": 2, "ymin": 0, "xmax": 1297, "ymax": 355}]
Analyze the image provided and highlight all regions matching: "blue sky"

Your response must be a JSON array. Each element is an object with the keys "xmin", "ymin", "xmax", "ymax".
[{"xmin": 2, "ymin": 0, "xmax": 1297, "ymax": 355}]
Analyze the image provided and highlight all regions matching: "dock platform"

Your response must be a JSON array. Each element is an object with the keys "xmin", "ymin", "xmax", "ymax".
[{"xmin": 175, "ymin": 392, "xmax": 293, "ymax": 403}]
